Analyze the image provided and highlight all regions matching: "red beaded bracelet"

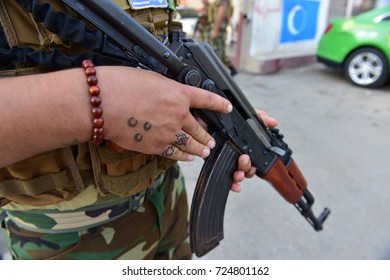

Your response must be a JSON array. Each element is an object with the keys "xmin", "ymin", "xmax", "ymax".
[{"xmin": 82, "ymin": 59, "xmax": 104, "ymax": 145}]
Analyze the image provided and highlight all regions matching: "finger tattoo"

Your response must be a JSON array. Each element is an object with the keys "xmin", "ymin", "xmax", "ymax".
[
  {"xmin": 162, "ymin": 146, "xmax": 175, "ymax": 157},
  {"xmin": 176, "ymin": 132, "xmax": 189, "ymax": 146}
]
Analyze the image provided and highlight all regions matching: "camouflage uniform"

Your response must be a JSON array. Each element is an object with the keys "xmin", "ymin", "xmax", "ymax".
[
  {"xmin": 0, "ymin": 0, "xmax": 191, "ymax": 260},
  {"xmin": 1, "ymin": 165, "xmax": 190, "ymax": 260},
  {"xmin": 198, "ymin": 0, "xmax": 236, "ymax": 75}
]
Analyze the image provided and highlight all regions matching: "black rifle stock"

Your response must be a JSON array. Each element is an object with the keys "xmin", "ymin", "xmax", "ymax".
[{"xmin": 63, "ymin": 0, "xmax": 331, "ymax": 257}]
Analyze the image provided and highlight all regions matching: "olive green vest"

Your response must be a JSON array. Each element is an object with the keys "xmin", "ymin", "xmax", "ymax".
[{"xmin": 0, "ymin": 0, "xmax": 178, "ymax": 207}]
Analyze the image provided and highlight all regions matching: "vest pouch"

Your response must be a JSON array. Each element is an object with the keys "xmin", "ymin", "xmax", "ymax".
[
  {"xmin": 0, "ymin": 0, "xmax": 70, "ymax": 50},
  {"xmin": 88, "ymin": 143, "xmax": 175, "ymax": 197},
  {"xmin": 0, "ymin": 147, "xmax": 84, "ymax": 207}
]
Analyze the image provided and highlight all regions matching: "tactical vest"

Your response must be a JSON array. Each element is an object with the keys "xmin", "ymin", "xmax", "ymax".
[{"xmin": 0, "ymin": 0, "xmax": 179, "ymax": 207}]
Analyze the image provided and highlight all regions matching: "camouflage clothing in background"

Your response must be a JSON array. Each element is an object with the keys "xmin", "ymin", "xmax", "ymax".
[
  {"xmin": 1, "ymin": 165, "xmax": 192, "ymax": 260},
  {"xmin": 198, "ymin": 0, "xmax": 235, "ymax": 72}
]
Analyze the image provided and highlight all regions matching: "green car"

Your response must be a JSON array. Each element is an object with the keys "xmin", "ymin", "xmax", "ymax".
[{"xmin": 317, "ymin": 6, "xmax": 390, "ymax": 88}]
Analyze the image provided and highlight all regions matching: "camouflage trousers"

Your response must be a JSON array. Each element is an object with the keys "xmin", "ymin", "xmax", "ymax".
[
  {"xmin": 0, "ymin": 164, "xmax": 192, "ymax": 260},
  {"xmin": 199, "ymin": 23, "xmax": 233, "ymax": 69}
]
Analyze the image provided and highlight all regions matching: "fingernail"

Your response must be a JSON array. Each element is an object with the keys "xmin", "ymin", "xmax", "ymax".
[
  {"xmin": 227, "ymin": 104, "xmax": 233, "ymax": 113},
  {"xmin": 202, "ymin": 148, "xmax": 210, "ymax": 157},
  {"xmin": 207, "ymin": 139, "xmax": 216, "ymax": 149},
  {"xmin": 187, "ymin": 154, "xmax": 195, "ymax": 161}
]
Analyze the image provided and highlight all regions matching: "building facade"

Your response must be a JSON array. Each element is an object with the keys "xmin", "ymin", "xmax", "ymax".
[{"xmin": 183, "ymin": 0, "xmax": 389, "ymax": 74}]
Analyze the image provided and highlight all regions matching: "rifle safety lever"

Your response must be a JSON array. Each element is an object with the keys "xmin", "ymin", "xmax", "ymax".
[{"xmin": 294, "ymin": 189, "xmax": 331, "ymax": 231}]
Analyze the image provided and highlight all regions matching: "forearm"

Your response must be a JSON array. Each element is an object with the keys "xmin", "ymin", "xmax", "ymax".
[
  {"xmin": 0, "ymin": 68, "xmax": 91, "ymax": 167},
  {"xmin": 1, "ymin": 65, "xmax": 234, "ymax": 168},
  {"xmin": 213, "ymin": 5, "xmax": 228, "ymax": 34}
]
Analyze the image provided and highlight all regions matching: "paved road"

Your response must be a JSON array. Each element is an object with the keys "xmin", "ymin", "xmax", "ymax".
[
  {"xmin": 1, "ymin": 62, "xmax": 390, "ymax": 260},
  {"xmin": 181, "ymin": 62, "xmax": 390, "ymax": 260}
]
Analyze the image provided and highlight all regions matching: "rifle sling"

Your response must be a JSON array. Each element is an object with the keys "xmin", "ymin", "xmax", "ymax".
[{"xmin": 0, "ymin": 0, "xmax": 137, "ymax": 69}]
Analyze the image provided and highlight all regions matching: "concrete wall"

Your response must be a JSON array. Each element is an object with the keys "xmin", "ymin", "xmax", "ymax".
[
  {"xmin": 184, "ymin": 0, "xmax": 388, "ymax": 74},
  {"xmin": 235, "ymin": 0, "xmax": 343, "ymax": 74},
  {"xmin": 232, "ymin": 0, "xmax": 388, "ymax": 74}
]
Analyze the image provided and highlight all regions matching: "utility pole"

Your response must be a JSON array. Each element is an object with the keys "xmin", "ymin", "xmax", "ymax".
[{"xmin": 345, "ymin": 0, "xmax": 355, "ymax": 18}]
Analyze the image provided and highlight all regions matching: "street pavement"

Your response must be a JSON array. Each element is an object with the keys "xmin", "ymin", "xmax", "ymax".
[
  {"xmin": 181, "ymin": 62, "xmax": 390, "ymax": 260},
  {"xmin": 1, "ymin": 62, "xmax": 390, "ymax": 260}
]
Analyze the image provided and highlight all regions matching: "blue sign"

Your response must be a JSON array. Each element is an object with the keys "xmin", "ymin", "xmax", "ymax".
[
  {"xmin": 128, "ymin": 0, "xmax": 168, "ymax": 10},
  {"xmin": 280, "ymin": 0, "xmax": 320, "ymax": 43}
]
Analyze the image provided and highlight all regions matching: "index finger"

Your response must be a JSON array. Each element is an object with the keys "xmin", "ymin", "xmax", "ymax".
[{"xmin": 186, "ymin": 86, "xmax": 232, "ymax": 113}]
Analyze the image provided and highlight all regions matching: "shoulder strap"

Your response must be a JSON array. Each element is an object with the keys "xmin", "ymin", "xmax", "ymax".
[
  {"xmin": 0, "ymin": 0, "xmax": 137, "ymax": 71},
  {"xmin": 0, "ymin": 0, "xmax": 19, "ymax": 47},
  {"xmin": 0, "ymin": 24, "xmax": 9, "ymax": 50},
  {"xmin": 17, "ymin": 0, "xmax": 103, "ymax": 49}
]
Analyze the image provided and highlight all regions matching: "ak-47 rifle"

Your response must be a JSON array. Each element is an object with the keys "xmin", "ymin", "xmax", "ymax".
[{"xmin": 63, "ymin": 0, "xmax": 330, "ymax": 257}]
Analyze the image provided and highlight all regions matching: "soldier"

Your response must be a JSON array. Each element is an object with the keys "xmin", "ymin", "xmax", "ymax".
[
  {"xmin": 198, "ymin": 0, "xmax": 237, "ymax": 76},
  {"xmin": 0, "ymin": 0, "xmax": 277, "ymax": 259}
]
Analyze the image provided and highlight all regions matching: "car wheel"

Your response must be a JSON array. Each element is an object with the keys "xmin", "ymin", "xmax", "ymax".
[{"xmin": 344, "ymin": 47, "xmax": 389, "ymax": 88}]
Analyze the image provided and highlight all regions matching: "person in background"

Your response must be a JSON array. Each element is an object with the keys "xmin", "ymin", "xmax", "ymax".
[{"xmin": 198, "ymin": 0, "xmax": 238, "ymax": 76}]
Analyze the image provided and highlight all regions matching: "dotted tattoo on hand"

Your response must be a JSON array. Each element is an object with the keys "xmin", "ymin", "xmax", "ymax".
[
  {"xmin": 127, "ymin": 117, "xmax": 152, "ymax": 143},
  {"xmin": 134, "ymin": 133, "xmax": 143, "ymax": 142},
  {"xmin": 144, "ymin": 122, "xmax": 151, "ymax": 131},
  {"xmin": 128, "ymin": 117, "xmax": 138, "ymax": 127}
]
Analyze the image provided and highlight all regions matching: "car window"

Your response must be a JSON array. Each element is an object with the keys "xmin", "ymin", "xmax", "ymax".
[
  {"xmin": 374, "ymin": 12, "xmax": 390, "ymax": 22},
  {"xmin": 381, "ymin": 15, "xmax": 390, "ymax": 21}
]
